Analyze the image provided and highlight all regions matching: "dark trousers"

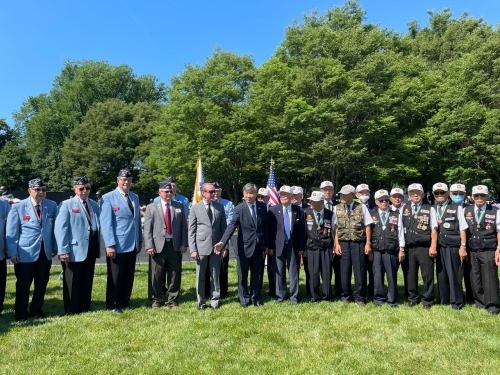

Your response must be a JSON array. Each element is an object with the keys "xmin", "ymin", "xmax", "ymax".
[
  {"xmin": 407, "ymin": 244, "xmax": 435, "ymax": 306},
  {"xmin": 236, "ymin": 245, "xmax": 263, "ymax": 306},
  {"xmin": 401, "ymin": 254, "xmax": 409, "ymax": 298},
  {"xmin": 436, "ymin": 245, "xmax": 464, "ymax": 309},
  {"xmin": 366, "ymin": 255, "xmax": 374, "ymax": 297},
  {"xmin": 273, "ymin": 242, "xmax": 299, "ymax": 304},
  {"xmin": 150, "ymin": 240, "xmax": 182, "ymax": 307},
  {"xmin": 332, "ymin": 254, "xmax": 342, "ymax": 298},
  {"xmin": 14, "ymin": 251, "xmax": 52, "ymax": 320},
  {"xmin": 307, "ymin": 247, "xmax": 332, "ymax": 302},
  {"xmin": 302, "ymin": 254, "xmax": 312, "ymax": 298},
  {"xmin": 0, "ymin": 257, "xmax": 6, "ymax": 313},
  {"xmin": 469, "ymin": 250, "xmax": 500, "ymax": 314},
  {"xmin": 62, "ymin": 236, "xmax": 98, "ymax": 314},
  {"xmin": 106, "ymin": 250, "xmax": 137, "ymax": 309},
  {"xmin": 463, "ymin": 256, "xmax": 474, "ymax": 302},
  {"xmin": 219, "ymin": 252, "xmax": 229, "ymax": 298},
  {"xmin": 372, "ymin": 250, "xmax": 399, "ymax": 306},
  {"xmin": 259, "ymin": 254, "xmax": 275, "ymax": 297},
  {"xmin": 339, "ymin": 241, "xmax": 366, "ymax": 302}
]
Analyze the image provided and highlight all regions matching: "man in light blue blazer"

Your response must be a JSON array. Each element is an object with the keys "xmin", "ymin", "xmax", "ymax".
[
  {"xmin": 55, "ymin": 176, "xmax": 100, "ymax": 315},
  {"xmin": 7, "ymin": 177, "xmax": 57, "ymax": 321},
  {"xmin": 100, "ymin": 169, "xmax": 143, "ymax": 313},
  {"xmin": 0, "ymin": 197, "xmax": 11, "ymax": 315}
]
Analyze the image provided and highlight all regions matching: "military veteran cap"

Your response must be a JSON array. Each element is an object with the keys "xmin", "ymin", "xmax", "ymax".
[
  {"xmin": 307, "ymin": 191, "xmax": 325, "ymax": 202},
  {"xmin": 356, "ymin": 184, "xmax": 370, "ymax": 193},
  {"xmin": 374, "ymin": 189, "xmax": 389, "ymax": 199},
  {"xmin": 320, "ymin": 181, "xmax": 333, "ymax": 189},
  {"xmin": 279, "ymin": 185, "xmax": 293, "ymax": 194},
  {"xmin": 450, "ymin": 183, "xmax": 466, "ymax": 193},
  {"xmin": 117, "ymin": 169, "xmax": 133, "ymax": 178},
  {"xmin": 291, "ymin": 186, "xmax": 304, "ymax": 194},
  {"xmin": 165, "ymin": 176, "xmax": 177, "ymax": 183},
  {"xmin": 212, "ymin": 182, "xmax": 221, "ymax": 189},
  {"xmin": 73, "ymin": 176, "xmax": 89, "ymax": 186},
  {"xmin": 390, "ymin": 187, "xmax": 404, "ymax": 196},
  {"xmin": 408, "ymin": 183, "xmax": 424, "ymax": 192},
  {"xmin": 159, "ymin": 180, "xmax": 173, "ymax": 190},
  {"xmin": 339, "ymin": 184, "xmax": 356, "ymax": 195},
  {"xmin": 432, "ymin": 182, "xmax": 448, "ymax": 192},
  {"xmin": 258, "ymin": 187, "xmax": 270, "ymax": 196},
  {"xmin": 28, "ymin": 177, "xmax": 46, "ymax": 189},
  {"xmin": 472, "ymin": 185, "xmax": 488, "ymax": 195}
]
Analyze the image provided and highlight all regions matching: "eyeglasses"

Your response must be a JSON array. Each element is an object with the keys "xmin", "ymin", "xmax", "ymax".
[
  {"xmin": 408, "ymin": 192, "xmax": 421, "ymax": 196},
  {"xmin": 451, "ymin": 192, "xmax": 465, "ymax": 196},
  {"xmin": 377, "ymin": 199, "xmax": 390, "ymax": 203},
  {"xmin": 77, "ymin": 186, "xmax": 91, "ymax": 192},
  {"xmin": 33, "ymin": 188, "xmax": 47, "ymax": 192},
  {"xmin": 473, "ymin": 194, "xmax": 487, "ymax": 198},
  {"xmin": 391, "ymin": 195, "xmax": 403, "ymax": 199},
  {"xmin": 433, "ymin": 191, "xmax": 447, "ymax": 196},
  {"xmin": 204, "ymin": 190, "xmax": 216, "ymax": 194}
]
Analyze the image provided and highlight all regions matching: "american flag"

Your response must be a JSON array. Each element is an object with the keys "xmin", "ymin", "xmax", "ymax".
[{"xmin": 267, "ymin": 159, "xmax": 279, "ymax": 206}]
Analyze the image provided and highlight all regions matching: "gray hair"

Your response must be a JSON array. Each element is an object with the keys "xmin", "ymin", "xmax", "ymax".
[
  {"xmin": 201, "ymin": 182, "xmax": 214, "ymax": 191},
  {"xmin": 242, "ymin": 183, "xmax": 258, "ymax": 194}
]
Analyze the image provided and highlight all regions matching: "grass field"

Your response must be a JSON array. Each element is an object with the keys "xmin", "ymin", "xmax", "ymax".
[{"xmin": 0, "ymin": 261, "xmax": 499, "ymax": 375}]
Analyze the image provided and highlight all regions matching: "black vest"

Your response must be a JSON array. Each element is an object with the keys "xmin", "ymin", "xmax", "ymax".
[
  {"xmin": 464, "ymin": 204, "xmax": 498, "ymax": 250},
  {"xmin": 402, "ymin": 203, "xmax": 432, "ymax": 245},
  {"xmin": 370, "ymin": 208, "xmax": 400, "ymax": 252},
  {"xmin": 434, "ymin": 201, "xmax": 461, "ymax": 247},
  {"xmin": 305, "ymin": 207, "xmax": 334, "ymax": 250}
]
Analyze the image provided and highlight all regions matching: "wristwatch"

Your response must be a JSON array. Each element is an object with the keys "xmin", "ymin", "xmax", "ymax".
[{"xmin": 461, "ymin": 243, "xmax": 466, "ymax": 247}]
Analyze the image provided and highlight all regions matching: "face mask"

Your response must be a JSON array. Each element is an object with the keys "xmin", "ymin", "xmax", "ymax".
[
  {"xmin": 359, "ymin": 196, "xmax": 370, "ymax": 204},
  {"xmin": 451, "ymin": 195, "xmax": 465, "ymax": 204}
]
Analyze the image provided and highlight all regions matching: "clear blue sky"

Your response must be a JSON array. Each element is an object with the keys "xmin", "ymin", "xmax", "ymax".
[{"xmin": 1, "ymin": 1, "xmax": 499, "ymax": 126}]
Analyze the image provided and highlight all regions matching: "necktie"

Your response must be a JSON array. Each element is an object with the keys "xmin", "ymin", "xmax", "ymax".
[
  {"xmin": 250, "ymin": 204, "xmax": 256, "ymax": 225},
  {"xmin": 36, "ymin": 204, "xmax": 41, "ymax": 225},
  {"xmin": 165, "ymin": 202, "xmax": 172, "ymax": 235},
  {"xmin": 316, "ymin": 212, "xmax": 321, "ymax": 223},
  {"xmin": 124, "ymin": 193, "xmax": 134, "ymax": 214},
  {"xmin": 207, "ymin": 203, "xmax": 213, "ymax": 224},
  {"xmin": 284, "ymin": 207, "xmax": 291, "ymax": 242},
  {"xmin": 438, "ymin": 204, "xmax": 443, "ymax": 216},
  {"xmin": 83, "ymin": 200, "xmax": 93, "ymax": 234},
  {"xmin": 346, "ymin": 204, "xmax": 351, "ymax": 218},
  {"xmin": 381, "ymin": 211, "xmax": 386, "ymax": 221}
]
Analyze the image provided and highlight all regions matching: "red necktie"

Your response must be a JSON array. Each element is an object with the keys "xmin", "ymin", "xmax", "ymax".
[{"xmin": 165, "ymin": 202, "xmax": 172, "ymax": 235}]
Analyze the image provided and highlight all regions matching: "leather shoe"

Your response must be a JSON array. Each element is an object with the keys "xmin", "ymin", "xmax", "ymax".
[
  {"xmin": 423, "ymin": 304, "xmax": 432, "ymax": 310},
  {"xmin": 407, "ymin": 301, "xmax": 418, "ymax": 308},
  {"xmin": 111, "ymin": 308, "xmax": 123, "ymax": 314},
  {"xmin": 254, "ymin": 301, "xmax": 264, "ymax": 307},
  {"xmin": 198, "ymin": 305, "xmax": 207, "ymax": 311}
]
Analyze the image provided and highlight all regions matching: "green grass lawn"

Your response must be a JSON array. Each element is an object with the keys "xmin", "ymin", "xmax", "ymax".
[{"xmin": 0, "ymin": 262, "xmax": 499, "ymax": 374}]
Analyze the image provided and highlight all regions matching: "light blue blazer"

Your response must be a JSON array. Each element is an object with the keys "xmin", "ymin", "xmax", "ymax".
[
  {"xmin": 100, "ymin": 188, "xmax": 143, "ymax": 253},
  {"xmin": 55, "ymin": 196, "xmax": 101, "ymax": 262},
  {"xmin": 6, "ymin": 198, "xmax": 57, "ymax": 262},
  {"xmin": 0, "ymin": 198, "xmax": 11, "ymax": 261}
]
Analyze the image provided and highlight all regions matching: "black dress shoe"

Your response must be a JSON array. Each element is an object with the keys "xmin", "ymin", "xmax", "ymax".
[
  {"xmin": 123, "ymin": 304, "xmax": 135, "ymax": 310},
  {"xmin": 111, "ymin": 308, "xmax": 123, "ymax": 314},
  {"xmin": 423, "ymin": 304, "xmax": 432, "ymax": 310},
  {"xmin": 254, "ymin": 301, "xmax": 264, "ymax": 307},
  {"xmin": 198, "ymin": 305, "xmax": 207, "ymax": 311},
  {"xmin": 407, "ymin": 301, "xmax": 418, "ymax": 308}
]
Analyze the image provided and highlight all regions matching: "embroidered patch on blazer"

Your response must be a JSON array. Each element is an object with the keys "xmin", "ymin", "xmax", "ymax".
[
  {"xmin": 71, "ymin": 208, "xmax": 80, "ymax": 213},
  {"xmin": 112, "ymin": 206, "xmax": 120, "ymax": 211},
  {"xmin": 22, "ymin": 214, "xmax": 30, "ymax": 221}
]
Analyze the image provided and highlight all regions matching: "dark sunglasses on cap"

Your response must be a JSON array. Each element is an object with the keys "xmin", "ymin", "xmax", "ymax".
[
  {"xmin": 77, "ymin": 186, "xmax": 91, "ymax": 192},
  {"xmin": 377, "ymin": 199, "xmax": 390, "ymax": 203},
  {"xmin": 473, "ymin": 194, "xmax": 487, "ymax": 198},
  {"xmin": 433, "ymin": 191, "xmax": 447, "ymax": 196}
]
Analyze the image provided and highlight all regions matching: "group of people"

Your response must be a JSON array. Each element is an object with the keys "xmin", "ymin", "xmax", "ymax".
[{"xmin": 1, "ymin": 171, "xmax": 499, "ymax": 321}]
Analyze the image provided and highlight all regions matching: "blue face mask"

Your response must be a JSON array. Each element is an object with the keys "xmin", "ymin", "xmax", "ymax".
[{"xmin": 451, "ymin": 195, "xmax": 465, "ymax": 204}]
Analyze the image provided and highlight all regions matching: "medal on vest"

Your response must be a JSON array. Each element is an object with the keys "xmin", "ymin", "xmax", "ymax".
[
  {"xmin": 436, "ymin": 202, "xmax": 448, "ymax": 225},
  {"xmin": 475, "ymin": 209, "xmax": 485, "ymax": 230},
  {"xmin": 412, "ymin": 204, "xmax": 422, "ymax": 220},
  {"xmin": 486, "ymin": 224, "xmax": 491, "ymax": 230},
  {"xmin": 380, "ymin": 210, "xmax": 389, "ymax": 231}
]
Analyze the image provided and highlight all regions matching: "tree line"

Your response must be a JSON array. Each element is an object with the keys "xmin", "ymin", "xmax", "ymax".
[{"xmin": 1, "ymin": 1, "xmax": 499, "ymax": 203}]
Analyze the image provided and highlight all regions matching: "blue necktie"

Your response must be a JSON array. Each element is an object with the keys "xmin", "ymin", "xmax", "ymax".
[
  {"xmin": 381, "ymin": 211, "xmax": 386, "ymax": 221},
  {"xmin": 284, "ymin": 207, "xmax": 291, "ymax": 242}
]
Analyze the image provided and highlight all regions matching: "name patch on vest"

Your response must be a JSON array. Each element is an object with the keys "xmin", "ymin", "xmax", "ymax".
[
  {"xmin": 421, "ymin": 209, "xmax": 430, "ymax": 214},
  {"xmin": 446, "ymin": 209, "xmax": 456, "ymax": 214},
  {"xmin": 485, "ymin": 214, "xmax": 495, "ymax": 219}
]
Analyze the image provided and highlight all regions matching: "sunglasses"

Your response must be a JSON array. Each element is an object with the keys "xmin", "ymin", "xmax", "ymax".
[
  {"xmin": 77, "ymin": 186, "xmax": 91, "ymax": 192},
  {"xmin": 378, "ymin": 199, "xmax": 390, "ymax": 203},
  {"xmin": 451, "ymin": 192, "xmax": 465, "ymax": 196},
  {"xmin": 204, "ymin": 190, "xmax": 216, "ymax": 194},
  {"xmin": 32, "ymin": 188, "xmax": 47, "ymax": 192},
  {"xmin": 433, "ymin": 191, "xmax": 447, "ymax": 196},
  {"xmin": 473, "ymin": 194, "xmax": 487, "ymax": 198}
]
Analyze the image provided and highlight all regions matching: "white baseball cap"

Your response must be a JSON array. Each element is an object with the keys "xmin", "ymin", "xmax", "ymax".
[
  {"xmin": 450, "ymin": 183, "xmax": 466, "ymax": 193},
  {"xmin": 390, "ymin": 187, "xmax": 404, "ymax": 196},
  {"xmin": 432, "ymin": 182, "xmax": 448, "ymax": 192},
  {"xmin": 408, "ymin": 183, "xmax": 424, "ymax": 192},
  {"xmin": 339, "ymin": 184, "xmax": 356, "ymax": 195},
  {"xmin": 472, "ymin": 185, "xmax": 489, "ymax": 195},
  {"xmin": 356, "ymin": 184, "xmax": 370, "ymax": 193},
  {"xmin": 374, "ymin": 189, "xmax": 389, "ymax": 199},
  {"xmin": 291, "ymin": 186, "xmax": 303, "ymax": 194},
  {"xmin": 257, "ymin": 187, "xmax": 270, "ymax": 196},
  {"xmin": 279, "ymin": 185, "xmax": 293, "ymax": 194},
  {"xmin": 307, "ymin": 191, "xmax": 325, "ymax": 202},
  {"xmin": 320, "ymin": 181, "xmax": 333, "ymax": 189}
]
